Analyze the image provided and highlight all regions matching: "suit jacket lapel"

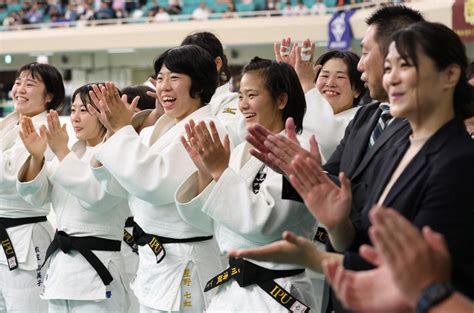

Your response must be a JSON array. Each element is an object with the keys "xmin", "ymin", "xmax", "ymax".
[
  {"xmin": 368, "ymin": 140, "xmax": 409, "ymax": 207},
  {"xmin": 352, "ymin": 119, "xmax": 409, "ymax": 180},
  {"xmin": 345, "ymin": 105, "xmax": 380, "ymax": 177},
  {"xmin": 383, "ymin": 118, "xmax": 459, "ymax": 206}
]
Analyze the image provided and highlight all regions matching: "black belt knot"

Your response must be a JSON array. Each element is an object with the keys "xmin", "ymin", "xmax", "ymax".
[
  {"xmin": 43, "ymin": 231, "xmax": 121, "ymax": 286},
  {"xmin": 132, "ymin": 223, "xmax": 213, "ymax": 264},
  {"xmin": 57, "ymin": 231, "xmax": 73, "ymax": 254}
]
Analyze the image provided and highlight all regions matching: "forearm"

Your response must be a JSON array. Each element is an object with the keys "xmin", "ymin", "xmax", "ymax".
[
  {"xmin": 20, "ymin": 155, "xmax": 44, "ymax": 182},
  {"xmin": 310, "ymin": 250, "xmax": 343, "ymax": 273},
  {"xmin": 327, "ymin": 218, "xmax": 356, "ymax": 252},
  {"xmin": 197, "ymin": 171, "xmax": 212, "ymax": 195}
]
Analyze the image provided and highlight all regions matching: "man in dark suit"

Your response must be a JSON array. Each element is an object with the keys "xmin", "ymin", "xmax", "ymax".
[{"xmin": 245, "ymin": 5, "xmax": 424, "ymax": 312}]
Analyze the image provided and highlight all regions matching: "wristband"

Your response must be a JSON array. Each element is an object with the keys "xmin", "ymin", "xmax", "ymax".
[{"xmin": 416, "ymin": 282, "xmax": 454, "ymax": 313}]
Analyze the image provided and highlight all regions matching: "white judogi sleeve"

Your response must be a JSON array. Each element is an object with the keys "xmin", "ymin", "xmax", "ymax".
[
  {"xmin": 175, "ymin": 171, "xmax": 216, "ymax": 234},
  {"xmin": 51, "ymin": 151, "xmax": 123, "ymax": 210},
  {"xmin": 303, "ymin": 88, "xmax": 359, "ymax": 162}
]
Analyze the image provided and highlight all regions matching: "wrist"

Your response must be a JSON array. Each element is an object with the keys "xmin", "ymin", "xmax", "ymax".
[
  {"xmin": 55, "ymin": 147, "xmax": 71, "ymax": 161},
  {"xmin": 211, "ymin": 167, "xmax": 226, "ymax": 182}
]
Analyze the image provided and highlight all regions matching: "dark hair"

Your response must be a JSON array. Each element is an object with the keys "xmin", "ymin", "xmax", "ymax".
[
  {"xmin": 242, "ymin": 57, "xmax": 306, "ymax": 134},
  {"xmin": 15, "ymin": 62, "xmax": 65, "ymax": 111},
  {"xmin": 122, "ymin": 85, "xmax": 155, "ymax": 111},
  {"xmin": 315, "ymin": 51, "xmax": 366, "ymax": 107},
  {"xmin": 366, "ymin": 5, "xmax": 424, "ymax": 56},
  {"xmin": 153, "ymin": 45, "xmax": 218, "ymax": 104},
  {"xmin": 71, "ymin": 83, "xmax": 122, "ymax": 137},
  {"xmin": 390, "ymin": 22, "xmax": 473, "ymax": 119},
  {"xmin": 181, "ymin": 31, "xmax": 231, "ymax": 85}
]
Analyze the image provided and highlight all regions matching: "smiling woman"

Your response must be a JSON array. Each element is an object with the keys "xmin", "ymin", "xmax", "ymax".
[
  {"xmin": 0, "ymin": 62, "xmax": 64, "ymax": 313},
  {"xmin": 16, "ymin": 81, "xmax": 131, "ymax": 312},
  {"xmin": 88, "ymin": 44, "xmax": 232, "ymax": 313},
  {"xmin": 174, "ymin": 58, "xmax": 319, "ymax": 312}
]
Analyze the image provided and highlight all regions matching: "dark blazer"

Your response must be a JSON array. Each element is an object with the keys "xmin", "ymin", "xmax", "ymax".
[
  {"xmin": 345, "ymin": 118, "xmax": 474, "ymax": 298},
  {"xmin": 283, "ymin": 102, "xmax": 411, "ymax": 215}
]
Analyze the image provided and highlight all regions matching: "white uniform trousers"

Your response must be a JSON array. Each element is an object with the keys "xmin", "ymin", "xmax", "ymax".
[
  {"xmin": 0, "ymin": 223, "xmax": 51, "ymax": 313},
  {"xmin": 138, "ymin": 261, "xmax": 205, "ymax": 313},
  {"xmin": 47, "ymin": 261, "xmax": 129, "ymax": 313}
]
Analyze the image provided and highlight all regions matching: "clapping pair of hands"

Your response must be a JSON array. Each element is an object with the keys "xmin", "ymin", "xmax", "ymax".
[
  {"xmin": 180, "ymin": 119, "xmax": 230, "ymax": 189},
  {"xmin": 20, "ymin": 110, "xmax": 70, "ymax": 162}
]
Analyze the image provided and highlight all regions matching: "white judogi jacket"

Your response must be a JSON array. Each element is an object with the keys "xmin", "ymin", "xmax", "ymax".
[
  {"xmin": 175, "ymin": 139, "xmax": 318, "ymax": 311},
  {"xmin": 210, "ymin": 82, "xmax": 242, "ymax": 145},
  {"xmin": 16, "ymin": 141, "xmax": 130, "ymax": 300},
  {"xmin": 304, "ymin": 88, "xmax": 360, "ymax": 162},
  {"xmin": 0, "ymin": 111, "xmax": 54, "ymax": 270},
  {"xmin": 92, "ymin": 105, "xmax": 228, "ymax": 311}
]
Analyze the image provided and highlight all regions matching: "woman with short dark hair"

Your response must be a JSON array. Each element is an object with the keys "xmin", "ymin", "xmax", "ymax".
[
  {"xmin": 89, "ymin": 45, "xmax": 231, "ymax": 313},
  {"xmin": 175, "ymin": 57, "xmax": 318, "ymax": 312},
  {"xmin": 0, "ymin": 62, "xmax": 64, "ymax": 312}
]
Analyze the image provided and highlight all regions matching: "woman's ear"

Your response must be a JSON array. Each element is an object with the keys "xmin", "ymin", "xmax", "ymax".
[
  {"xmin": 278, "ymin": 93, "xmax": 288, "ymax": 110},
  {"xmin": 444, "ymin": 64, "xmax": 461, "ymax": 90},
  {"xmin": 215, "ymin": 56, "xmax": 223, "ymax": 73},
  {"xmin": 45, "ymin": 92, "xmax": 53, "ymax": 104}
]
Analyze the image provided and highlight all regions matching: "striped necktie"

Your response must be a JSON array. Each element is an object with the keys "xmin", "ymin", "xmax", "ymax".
[{"xmin": 368, "ymin": 104, "xmax": 392, "ymax": 149}]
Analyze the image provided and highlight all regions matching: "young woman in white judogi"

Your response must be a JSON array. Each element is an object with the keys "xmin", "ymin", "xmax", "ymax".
[
  {"xmin": 181, "ymin": 31, "xmax": 242, "ymax": 145},
  {"xmin": 88, "ymin": 45, "xmax": 231, "ymax": 313},
  {"xmin": 0, "ymin": 63, "xmax": 64, "ymax": 313},
  {"xmin": 175, "ymin": 58, "xmax": 318, "ymax": 312},
  {"xmin": 16, "ymin": 84, "xmax": 130, "ymax": 313}
]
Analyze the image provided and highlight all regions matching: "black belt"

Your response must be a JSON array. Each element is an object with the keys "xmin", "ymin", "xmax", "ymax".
[
  {"xmin": 133, "ymin": 223, "xmax": 213, "ymax": 264},
  {"xmin": 205, "ymin": 258, "xmax": 310, "ymax": 313},
  {"xmin": 123, "ymin": 217, "xmax": 138, "ymax": 254},
  {"xmin": 0, "ymin": 216, "xmax": 47, "ymax": 270},
  {"xmin": 314, "ymin": 227, "xmax": 328, "ymax": 244},
  {"xmin": 43, "ymin": 231, "xmax": 121, "ymax": 285}
]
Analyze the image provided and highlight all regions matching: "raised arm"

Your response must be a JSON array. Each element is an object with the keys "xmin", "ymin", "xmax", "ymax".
[{"xmin": 18, "ymin": 116, "xmax": 47, "ymax": 183}]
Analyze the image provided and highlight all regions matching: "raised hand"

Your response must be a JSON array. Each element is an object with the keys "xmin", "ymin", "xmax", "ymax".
[
  {"xmin": 88, "ymin": 82, "xmax": 138, "ymax": 133},
  {"xmin": 181, "ymin": 119, "xmax": 211, "ymax": 176},
  {"xmin": 45, "ymin": 110, "xmax": 70, "ymax": 161},
  {"xmin": 229, "ymin": 231, "xmax": 323, "ymax": 272},
  {"xmin": 369, "ymin": 206, "xmax": 452, "ymax": 306},
  {"xmin": 274, "ymin": 37, "xmax": 297, "ymax": 67},
  {"xmin": 140, "ymin": 77, "xmax": 164, "ymax": 130},
  {"xmin": 289, "ymin": 154, "xmax": 352, "ymax": 231},
  {"xmin": 88, "ymin": 84, "xmax": 114, "ymax": 134},
  {"xmin": 19, "ymin": 116, "xmax": 47, "ymax": 160},
  {"xmin": 295, "ymin": 39, "xmax": 318, "ymax": 93},
  {"xmin": 247, "ymin": 118, "xmax": 322, "ymax": 176},
  {"xmin": 190, "ymin": 120, "xmax": 230, "ymax": 182},
  {"xmin": 323, "ymin": 257, "xmax": 411, "ymax": 313}
]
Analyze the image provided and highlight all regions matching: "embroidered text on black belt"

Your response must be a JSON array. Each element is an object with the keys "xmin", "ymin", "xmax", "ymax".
[
  {"xmin": 123, "ymin": 217, "xmax": 138, "ymax": 254},
  {"xmin": 205, "ymin": 258, "xmax": 310, "ymax": 313},
  {"xmin": 314, "ymin": 227, "xmax": 328, "ymax": 244},
  {"xmin": 43, "ymin": 231, "xmax": 121, "ymax": 285},
  {"xmin": 133, "ymin": 223, "xmax": 213, "ymax": 264},
  {"xmin": 0, "ymin": 216, "xmax": 47, "ymax": 270}
]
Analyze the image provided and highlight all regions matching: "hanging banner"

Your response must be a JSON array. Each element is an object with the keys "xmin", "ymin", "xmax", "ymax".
[
  {"xmin": 328, "ymin": 9, "xmax": 355, "ymax": 51},
  {"xmin": 452, "ymin": 0, "xmax": 474, "ymax": 42}
]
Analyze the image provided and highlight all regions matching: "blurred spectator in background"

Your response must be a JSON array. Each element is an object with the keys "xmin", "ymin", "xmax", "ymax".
[
  {"xmin": 281, "ymin": 1, "xmax": 293, "ymax": 16},
  {"xmin": 168, "ymin": 0, "xmax": 182, "ymax": 14},
  {"xmin": 293, "ymin": 0, "xmax": 309, "ymax": 15},
  {"xmin": 192, "ymin": 2, "xmax": 210, "ymax": 20},
  {"xmin": 95, "ymin": 1, "xmax": 114, "ymax": 19},
  {"xmin": 222, "ymin": 1, "xmax": 237, "ymax": 18},
  {"xmin": 153, "ymin": 6, "xmax": 170, "ymax": 21},
  {"xmin": 24, "ymin": 3, "xmax": 43, "ymax": 23},
  {"xmin": 311, "ymin": 0, "xmax": 326, "ymax": 15}
]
